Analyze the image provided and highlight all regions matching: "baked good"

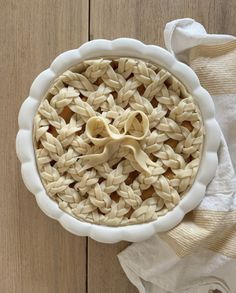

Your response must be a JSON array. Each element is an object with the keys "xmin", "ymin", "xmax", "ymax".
[{"xmin": 33, "ymin": 57, "xmax": 204, "ymax": 226}]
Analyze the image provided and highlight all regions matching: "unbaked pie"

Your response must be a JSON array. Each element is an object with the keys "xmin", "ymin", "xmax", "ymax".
[{"xmin": 33, "ymin": 57, "xmax": 204, "ymax": 226}]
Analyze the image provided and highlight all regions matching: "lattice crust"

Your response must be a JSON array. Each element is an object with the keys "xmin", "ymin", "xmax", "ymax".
[{"xmin": 33, "ymin": 57, "xmax": 204, "ymax": 226}]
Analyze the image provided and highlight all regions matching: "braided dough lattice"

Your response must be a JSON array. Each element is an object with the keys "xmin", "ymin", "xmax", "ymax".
[{"xmin": 33, "ymin": 57, "xmax": 204, "ymax": 226}]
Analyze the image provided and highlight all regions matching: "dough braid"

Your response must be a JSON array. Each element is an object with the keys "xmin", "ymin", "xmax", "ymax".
[{"xmin": 34, "ymin": 57, "xmax": 204, "ymax": 226}]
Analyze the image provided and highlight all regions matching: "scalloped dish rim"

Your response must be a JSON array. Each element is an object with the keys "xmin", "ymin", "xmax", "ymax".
[{"xmin": 16, "ymin": 38, "xmax": 221, "ymax": 243}]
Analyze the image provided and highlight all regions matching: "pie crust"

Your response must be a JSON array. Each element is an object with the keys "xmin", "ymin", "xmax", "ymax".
[{"xmin": 33, "ymin": 57, "xmax": 204, "ymax": 226}]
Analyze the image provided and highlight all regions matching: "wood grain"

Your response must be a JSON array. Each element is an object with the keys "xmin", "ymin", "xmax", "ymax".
[
  {"xmin": 0, "ymin": 1, "xmax": 88, "ymax": 293},
  {"xmin": 88, "ymin": 241, "xmax": 132, "ymax": 293},
  {"xmin": 1, "ymin": 0, "xmax": 236, "ymax": 292},
  {"xmin": 90, "ymin": 0, "xmax": 236, "ymax": 47},
  {"xmin": 89, "ymin": 1, "xmax": 236, "ymax": 292}
]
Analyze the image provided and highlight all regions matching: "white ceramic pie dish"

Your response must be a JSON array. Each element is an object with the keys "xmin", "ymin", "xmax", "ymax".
[{"xmin": 16, "ymin": 38, "xmax": 220, "ymax": 243}]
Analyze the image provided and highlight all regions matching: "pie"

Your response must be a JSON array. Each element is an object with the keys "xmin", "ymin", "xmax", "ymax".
[{"xmin": 33, "ymin": 57, "xmax": 204, "ymax": 226}]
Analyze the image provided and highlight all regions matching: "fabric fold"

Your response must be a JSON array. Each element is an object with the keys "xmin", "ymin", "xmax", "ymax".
[{"xmin": 118, "ymin": 18, "xmax": 236, "ymax": 293}]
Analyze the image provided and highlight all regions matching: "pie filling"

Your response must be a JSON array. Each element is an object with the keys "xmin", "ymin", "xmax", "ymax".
[{"xmin": 33, "ymin": 57, "xmax": 204, "ymax": 226}]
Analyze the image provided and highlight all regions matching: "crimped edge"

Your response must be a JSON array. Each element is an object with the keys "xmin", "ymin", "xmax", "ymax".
[{"xmin": 16, "ymin": 38, "xmax": 221, "ymax": 243}]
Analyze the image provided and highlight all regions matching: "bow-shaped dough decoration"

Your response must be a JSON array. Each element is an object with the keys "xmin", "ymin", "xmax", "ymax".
[{"xmin": 80, "ymin": 111, "xmax": 157, "ymax": 174}]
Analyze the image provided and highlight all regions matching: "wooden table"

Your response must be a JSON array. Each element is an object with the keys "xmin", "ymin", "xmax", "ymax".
[{"xmin": 1, "ymin": 1, "xmax": 235, "ymax": 292}]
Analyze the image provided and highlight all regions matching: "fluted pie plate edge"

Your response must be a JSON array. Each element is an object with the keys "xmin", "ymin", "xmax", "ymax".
[{"xmin": 16, "ymin": 38, "xmax": 220, "ymax": 243}]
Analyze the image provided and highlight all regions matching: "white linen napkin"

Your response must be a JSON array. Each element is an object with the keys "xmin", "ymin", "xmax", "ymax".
[{"xmin": 118, "ymin": 19, "xmax": 236, "ymax": 293}]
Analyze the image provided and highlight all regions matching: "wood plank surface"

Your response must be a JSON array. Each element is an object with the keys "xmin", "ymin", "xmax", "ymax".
[
  {"xmin": 1, "ymin": 0, "xmax": 236, "ymax": 292},
  {"xmin": 89, "ymin": 1, "xmax": 236, "ymax": 293},
  {"xmin": 0, "ymin": 1, "xmax": 88, "ymax": 293},
  {"xmin": 90, "ymin": 0, "xmax": 236, "ymax": 47}
]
